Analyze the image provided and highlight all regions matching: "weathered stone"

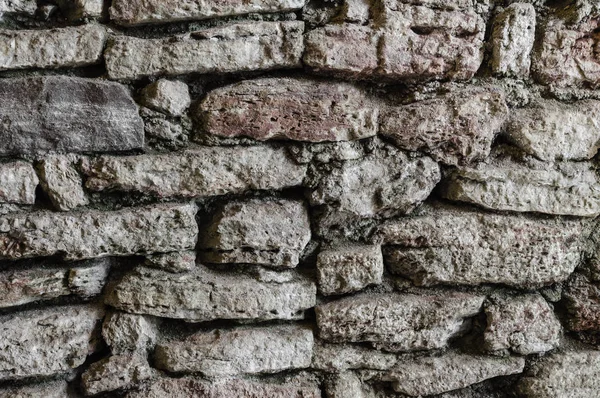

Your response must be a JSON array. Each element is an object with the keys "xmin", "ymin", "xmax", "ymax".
[
  {"xmin": 377, "ymin": 3, "xmax": 485, "ymax": 81},
  {"xmin": 441, "ymin": 155, "xmax": 600, "ymax": 217},
  {"xmin": 0, "ymin": 0, "xmax": 37, "ymax": 17},
  {"xmin": 491, "ymin": 3, "xmax": 536, "ymax": 77},
  {"xmin": 38, "ymin": 155, "xmax": 88, "ymax": 211},
  {"xmin": 110, "ymin": 0, "xmax": 306, "ymax": 26},
  {"xmin": 484, "ymin": 295, "xmax": 561, "ymax": 355},
  {"xmin": 82, "ymin": 354, "xmax": 156, "ymax": 396},
  {"xmin": 0, "ymin": 259, "xmax": 110, "ymax": 308},
  {"xmin": 312, "ymin": 341, "xmax": 397, "ymax": 372},
  {"xmin": 145, "ymin": 251, "xmax": 196, "ymax": 273},
  {"xmin": 317, "ymin": 245, "xmax": 384, "ymax": 295},
  {"xmin": 0, "ymin": 380, "xmax": 69, "ymax": 398},
  {"xmin": 0, "ymin": 161, "xmax": 38, "ymax": 204},
  {"xmin": 105, "ymin": 21, "xmax": 304, "ymax": 80},
  {"xmin": 324, "ymin": 372, "xmax": 366, "ymax": 398},
  {"xmin": 379, "ymin": 203, "xmax": 589, "ymax": 288},
  {"xmin": 0, "ymin": 202, "xmax": 198, "ymax": 260},
  {"xmin": 141, "ymin": 79, "xmax": 190, "ymax": 117},
  {"xmin": 505, "ymin": 99, "xmax": 600, "ymax": 161},
  {"xmin": 57, "ymin": 0, "xmax": 103, "ymax": 20},
  {"xmin": 562, "ymin": 273, "xmax": 600, "ymax": 333},
  {"xmin": 126, "ymin": 377, "xmax": 321, "ymax": 398},
  {"xmin": 518, "ymin": 350, "xmax": 600, "ymax": 398},
  {"xmin": 155, "ymin": 325, "xmax": 313, "ymax": 376},
  {"xmin": 106, "ymin": 266, "xmax": 316, "ymax": 322},
  {"xmin": 199, "ymin": 77, "xmax": 378, "ymax": 142},
  {"xmin": 303, "ymin": 24, "xmax": 379, "ymax": 79},
  {"xmin": 384, "ymin": 353, "xmax": 525, "ymax": 396},
  {"xmin": 533, "ymin": 16, "xmax": 600, "ymax": 87},
  {"xmin": 380, "ymin": 88, "xmax": 508, "ymax": 166},
  {"xmin": 0, "ymin": 24, "xmax": 106, "ymax": 71},
  {"xmin": 339, "ymin": 0, "xmax": 370, "ymax": 23},
  {"xmin": 316, "ymin": 292, "xmax": 484, "ymax": 351},
  {"xmin": 0, "ymin": 76, "xmax": 144, "ymax": 156},
  {"xmin": 82, "ymin": 146, "xmax": 306, "ymax": 198},
  {"xmin": 0, "ymin": 305, "xmax": 103, "ymax": 380},
  {"xmin": 199, "ymin": 199, "xmax": 311, "ymax": 268},
  {"xmin": 102, "ymin": 311, "xmax": 157, "ymax": 354}
]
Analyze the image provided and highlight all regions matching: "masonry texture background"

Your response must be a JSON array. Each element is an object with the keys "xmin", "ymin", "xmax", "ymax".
[{"xmin": 0, "ymin": 0, "xmax": 599, "ymax": 396}]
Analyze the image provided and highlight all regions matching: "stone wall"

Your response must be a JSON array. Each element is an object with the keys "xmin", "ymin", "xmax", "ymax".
[{"xmin": 0, "ymin": 0, "xmax": 599, "ymax": 397}]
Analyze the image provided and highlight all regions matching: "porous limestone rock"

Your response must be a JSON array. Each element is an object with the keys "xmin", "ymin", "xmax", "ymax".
[
  {"xmin": 145, "ymin": 251, "xmax": 196, "ymax": 273},
  {"xmin": 38, "ymin": 154, "xmax": 88, "ymax": 211},
  {"xmin": 316, "ymin": 292, "xmax": 485, "ymax": 351},
  {"xmin": 125, "ymin": 376, "xmax": 321, "ymax": 398},
  {"xmin": 141, "ymin": 79, "xmax": 191, "ymax": 117},
  {"xmin": 491, "ymin": 3, "xmax": 536, "ymax": 77},
  {"xmin": 106, "ymin": 266, "xmax": 316, "ymax": 322},
  {"xmin": 57, "ymin": 0, "xmax": 103, "ymax": 20},
  {"xmin": 0, "ymin": 305, "xmax": 103, "ymax": 380},
  {"xmin": 199, "ymin": 77, "xmax": 378, "ymax": 142},
  {"xmin": 0, "ymin": 380, "xmax": 69, "ymax": 398},
  {"xmin": 384, "ymin": 353, "xmax": 525, "ymax": 396},
  {"xmin": 0, "ymin": 0, "xmax": 37, "ymax": 17},
  {"xmin": 484, "ymin": 295, "xmax": 561, "ymax": 355},
  {"xmin": 82, "ymin": 146, "xmax": 307, "ymax": 198},
  {"xmin": 199, "ymin": 199, "xmax": 311, "ymax": 268},
  {"xmin": 380, "ymin": 88, "xmax": 508, "ymax": 165},
  {"xmin": 324, "ymin": 372, "xmax": 366, "ymax": 398},
  {"xmin": 154, "ymin": 325, "xmax": 313, "ymax": 376},
  {"xmin": 82, "ymin": 354, "xmax": 157, "ymax": 396},
  {"xmin": 0, "ymin": 203, "xmax": 198, "ymax": 260},
  {"xmin": 110, "ymin": 0, "xmax": 307, "ymax": 26},
  {"xmin": 0, "ymin": 161, "xmax": 38, "ymax": 204},
  {"xmin": 316, "ymin": 245, "xmax": 384, "ymax": 295},
  {"xmin": 0, "ymin": 76, "xmax": 144, "ymax": 155},
  {"xmin": 339, "ymin": 0, "xmax": 370, "ymax": 23},
  {"xmin": 105, "ymin": 21, "xmax": 304, "ymax": 80},
  {"xmin": 0, "ymin": 24, "xmax": 106, "ymax": 71},
  {"xmin": 505, "ymin": 99, "xmax": 600, "ymax": 161},
  {"xmin": 312, "ymin": 341, "xmax": 397, "ymax": 372},
  {"xmin": 562, "ymin": 273, "xmax": 600, "ymax": 333},
  {"xmin": 379, "ymin": 203, "xmax": 589, "ymax": 288},
  {"xmin": 68, "ymin": 260, "xmax": 112, "ymax": 298},
  {"xmin": 518, "ymin": 350, "xmax": 600, "ymax": 397},
  {"xmin": 102, "ymin": 311, "xmax": 157, "ymax": 354}
]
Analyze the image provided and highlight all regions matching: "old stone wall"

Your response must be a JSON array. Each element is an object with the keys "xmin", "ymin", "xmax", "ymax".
[{"xmin": 0, "ymin": 0, "xmax": 599, "ymax": 396}]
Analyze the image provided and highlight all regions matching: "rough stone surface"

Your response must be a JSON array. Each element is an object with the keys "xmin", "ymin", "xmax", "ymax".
[
  {"xmin": 0, "ymin": 0, "xmax": 37, "ymax": 17},
  {"xmin": 312, "ymin": 342, "xmax": 397, "ymax": 372},
  {"xmin": 324, "ymin": 372, "xmax": 366, "ymax": 398},
  {"xmin": 141, "ymin": 79, "xmax": 191, "ymax": 117},
  {"xmin": 154, "ymin": 325, "xmax": 313, "ymax": 376},
  {"xmin": 317, "ymin": 245, "xmax": 384, "ymax": 295},
  {"xmin": 384, "ymin": 353, "xmax": 525, "ymax": 396},
  {"xmin": 105, "ymin": 21, "xmax": 304, "ymax": 80},
  {"xmin": 199, "ymin": 199, "xmax": 311, "ymax": 268},
  {"xmin": 518, "ymin": 350, "xmax": 600, "ymax": 398},
  {"xmin": 379, "ymin": 203, "xmax": 589, "ymax": 288},
  {"xmin": 491, "ymin": 3, "xmax": 536, "ymax": 77},
  {"xmin": 484, "ymin": 295, "xmax": 561, "ymax": 355},
  {"xmin": 316, "ymin": 292, "xmax": 485, "ymax": 351},
  {"xmin": 145, "ymin": 251, "xmax": 196, "ymax": 273},
  {"xmin": 0, "ymin": 305, "xmax": 103, "ymax": 380},
  {"xmin": 563, "ymin": 273, "xmax": 600, "ymax": 333},
  {"xmin": 82, "ymin": 354, "xmax": 156, "ymax": 396},
  {"xmin": 57, "ymin": 0, "xmax": 103, "ymax": 20},
  {"xmin": 106, "ymin": 266, "xmax": 316, "ymax": 322},
  {"xmin": 38, "ymin": 154, "xmax": 88, "ymax": 211},
  {"xmin": 0, "ymin": 24, "xmax": 106, "ymax": 71},
  {"xmin": 0, "ymin": 202, "xmax": 198, "ymax": 260},
  {"xmin": 0, "ymin": 380, "xmax": 69, "ymax": 398},
  {"xmin": 82, "ymin": 146, "xmax": 307, "ymax": 198},
  {"xmin": 0, "ymin": 161, "xmax": 38, "ymax": 204},
  {"xmin": 0, "ymin": 76, "xmax": 144, "ymax": 156},
  {"xmin": 505, "ymin": 99, "xmax": 600, "ymax": 161},
  {"xmin": 380, "ymin": 88, "xmax": 508, "ymax": 165},
  {"xmin": 110, "ymin": 0, "xmax": 307, "ymax": 26},
  {"xmin": 199, "ymin": 77, "xmax": 378, "ymax": 142},
  {"xmin": 102, "ymin": 311, "xmax": 157, "ymax": 354}
]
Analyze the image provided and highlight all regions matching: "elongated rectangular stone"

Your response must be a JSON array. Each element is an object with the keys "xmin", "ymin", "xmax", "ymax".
[
  {"xmin": 312, "ymin": 342, "xmax": 397, "ymax": 372},
  {"xmin": 154, "ymin": 325, "xmax": 313, "ymax": 376},
  {"xmin": 0, "ymin": 380, "xmax": 69, "ymax": 398},
  {"xmin": 379, "ymin": 203, "xmax": 589, "ymax": 288},
  {"xmin": 106, "ymin": 266, "xmax": 316, "ymax": 322},
  {"xmin": 82, "ymin": 146, "xmax": 307, "ymax": 198},
  {"xmin": 105, "ymin": 21, "xmax": 304, "ymax": 80},
  {"xmin": 316, "ymin": 292, "xmax": 484, "ymax": 351},
  {"xmin": 0, "ymin": 305, "xmax": 103, "ymax": 380},
  {"xmin": 0, "ymin": 24, "xmax": 106, "ymax": 71},
  {"xmin": 110, "ymin": 0, "xmax": 306, "ymax": 26},
  {"xmin": 0, "ymin": 203, "xmax": 198, "ymax": 260},
  {"xmin": 0, "ymin": 76, "xmax": 144, "ymax": 156}
]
